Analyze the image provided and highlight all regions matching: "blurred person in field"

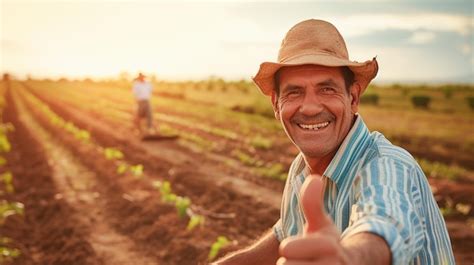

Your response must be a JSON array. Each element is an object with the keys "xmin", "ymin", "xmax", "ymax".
[
  {"xmin": 132, "ymin": 72, "xmax": 155, "ymax": 135},
  {"xmin": 213, "ymin": 19, "xmax": 454, "ymax": 265}
]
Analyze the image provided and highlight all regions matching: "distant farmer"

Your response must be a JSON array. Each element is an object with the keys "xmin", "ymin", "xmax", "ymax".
[
  {"xmin": 214, "ymin": 19, "xmax": 454, "ymax": 265},
  {"xmin": 132, "ymin": 72, "xmax": 155, "ymax": 134}
]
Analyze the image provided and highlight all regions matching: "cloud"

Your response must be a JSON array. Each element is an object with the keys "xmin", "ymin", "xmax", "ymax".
[
  {"xmin": 460, "ymin": 43, "xmax": 472, "ymax": 54},
  {"xmin": 407, "ymin": 31, "xmax": 436, "ymax": 44},
  {"xmin": 334, "ymin": 12, "xmax": 472, "ymax": 38}
]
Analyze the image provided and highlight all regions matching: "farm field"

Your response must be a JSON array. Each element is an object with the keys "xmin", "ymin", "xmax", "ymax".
[{"xmin": 1, "ymin": 78, "xmax": 473, "ymax": 264}]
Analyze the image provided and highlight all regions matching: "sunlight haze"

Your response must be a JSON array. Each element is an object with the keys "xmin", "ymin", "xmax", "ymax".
[{"xmin": 1, "ymin": 0, "xmax": 473, "ymax": 82}]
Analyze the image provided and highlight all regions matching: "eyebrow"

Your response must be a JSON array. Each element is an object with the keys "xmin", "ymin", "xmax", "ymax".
[
  {"xmin": 281, "ymin": 84, "xmax": 303, "ymax": 93},
  {"xmin": 316, "ymin": 79, "xmax": 341, "ymax": 88},
  {"xmin": 281, "ymin": 78, "xmax": 342, "ymax": 93}
]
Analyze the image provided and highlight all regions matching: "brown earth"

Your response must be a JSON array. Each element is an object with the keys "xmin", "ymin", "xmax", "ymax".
[{"xmin": 2, "ymin": 81, "xmax": 473, "ymax": 264}]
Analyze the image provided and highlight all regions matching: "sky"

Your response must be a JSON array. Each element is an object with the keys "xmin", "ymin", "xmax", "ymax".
[{"xmin": 1, "ymin": 0, "xmax": 473, "ymax": 83}]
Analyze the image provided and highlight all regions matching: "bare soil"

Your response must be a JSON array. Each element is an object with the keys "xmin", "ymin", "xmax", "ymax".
[{"xmin": 2, "ymin": 82, "xmax": 473, "ymax": 264}]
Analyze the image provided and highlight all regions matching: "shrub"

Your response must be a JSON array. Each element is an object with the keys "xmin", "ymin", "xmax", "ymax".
[
  {"xmin": 360, "ymin": 94, "xmax": 379, "ymax": 105},
  {"xmin": 411, "ymin": 95, "xmax": 431, "ymax": 109},
  {"xmin": 467, "ymin": 97, "xmax": 474, "ymax": 110},
  {"xmin": 442, "ymin": 88, "xmax": 453, "ymax": 99}
]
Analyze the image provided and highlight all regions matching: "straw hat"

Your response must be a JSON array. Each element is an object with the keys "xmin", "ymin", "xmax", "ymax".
[{"xmin": 253, "ymin": 19, "xmax": 378, "ymax": 96}]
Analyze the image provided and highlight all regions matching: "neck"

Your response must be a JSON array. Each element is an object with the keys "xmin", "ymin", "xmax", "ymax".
[{"xmin": 304, "ymin": 150, "xmax": 337, "ymax": 176}]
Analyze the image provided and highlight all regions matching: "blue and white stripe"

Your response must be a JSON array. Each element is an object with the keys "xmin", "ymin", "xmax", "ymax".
[{"xmin": 273, "ymin": 115, "xmax": 455, "ymax": 265}]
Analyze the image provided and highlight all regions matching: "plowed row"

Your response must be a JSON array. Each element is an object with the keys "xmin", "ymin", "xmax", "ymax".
[{"xmin": 1, "ymin": 81, "xmax": 473, "ymax": 264}]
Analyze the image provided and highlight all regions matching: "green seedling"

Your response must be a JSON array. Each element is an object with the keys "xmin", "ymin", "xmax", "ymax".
[
  {"xmin": 208, "ymin": 236, "xmax": 230, "ymax": 261},
  {"xmin": 116, "ymin": 163, "xmax": 128, "ymax": 174},
  {"xmin": 152, "ymin": 180, "xmax": 162, "ymax": 189},
  {"xmin": 130, "ymin": 164, "xmax": 144, "ymax": 177},
  {"xmin": 0, "ymin": 246, "xmax": 21, "ymax": 263},
  {"xmin": 0, "ymin": 201, "xmax": 24, "ymax": 224},
  {"xmin": 175, "ymin": 196, "xmax": 191, "ymax": 218},
  {"xmin": 187, "ymin": 214, "xmax": 205, "ymax": 231},
  {"xmin": 249, "ymin": 135, "xmax": 272, "ymax": 149},
  {"xmin": 74, "ymin": 130, "xmax": 90, "ymax": 141},
  {"xmin": 0, "ymin": 156, "xmax": 6, "ymax": 166},
  {"xmin": 104, "ymin": 148, "xmax": 124, "ymax": 160},
  {"xmin": 163, "ymin": 193, "xmax": 177, "ymax": 203},
  {"xmin": 1, "ymin": 172, "xmax": 14, "ymax": 194},
  {"xmin": 155, "ymin": 181, "xmax": 178, "ymax": 203},
  {"xmin": 0, "ymin": 135, "xmax": 11, "ymax": 153}
]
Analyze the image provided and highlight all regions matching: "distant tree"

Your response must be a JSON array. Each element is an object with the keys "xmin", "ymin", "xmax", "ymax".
[
  {"xmin": 2, "ymin": 73, "xmax": 10, "ymax": 81},
  {"xmin": 360, "ymin": 94, "xmax": 379, "ymax": 105},
  {"xmin": 467, "ymin": 97, "xmax": 474, "ymax": 110},
  {"xmin": 411, "ymin": 95, "xmax": 431, "ymax": 109},
  {"xmin": 442, "ymin": 87, "xmax": 453, "ymax": 99}
]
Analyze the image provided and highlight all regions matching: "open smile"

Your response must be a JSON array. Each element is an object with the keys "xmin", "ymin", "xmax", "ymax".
[{"xmin": 297, "ymin": 121, "xmax": 330, "ymax": 131}]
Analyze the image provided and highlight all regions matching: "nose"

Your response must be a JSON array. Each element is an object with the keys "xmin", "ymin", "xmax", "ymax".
[{"xmin": 298, "ymin": 92, "xmax": 324, "ymax": 116}]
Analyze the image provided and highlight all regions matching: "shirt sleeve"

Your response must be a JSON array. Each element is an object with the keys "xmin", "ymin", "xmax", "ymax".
[
  {"xmin": 341, "ymin": 157, "xmax": 425, "ymax": 265},
  {"xmin": 272, "ymin": 219, "xmax": 284, "ymax": 242}
]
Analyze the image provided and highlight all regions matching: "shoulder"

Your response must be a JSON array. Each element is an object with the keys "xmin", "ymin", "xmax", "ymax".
[
  {"xmin": 364, "ymin": 131, "xmax": 417, "ymax": 170},
  {"xmin": 356, "ymin": 132, "xmax": 422, "ymax": 188}
]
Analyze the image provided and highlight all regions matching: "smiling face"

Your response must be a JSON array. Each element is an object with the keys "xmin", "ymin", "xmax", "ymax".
[{"xmin": 272, "ymin": 65, "xmax": 361, "ymax": 173}]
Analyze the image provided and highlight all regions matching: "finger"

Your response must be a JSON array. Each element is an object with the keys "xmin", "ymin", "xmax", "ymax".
[
  {"xmin": 277, "ymin": 257, "xmax": 339, "ymax": 265},
  {"xmin": 300, "ymin": 175, "xmax": 332, "ymax": 234},
  {"xmin": 276, "ymin": 257, "xmax": 314, "ymax": 265},
  {"xmin": 279, "ymin": 234, "xmax": 338, "ymax": 259}
]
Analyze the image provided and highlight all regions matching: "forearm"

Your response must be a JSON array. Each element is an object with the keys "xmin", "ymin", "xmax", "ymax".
[
  {"xmin": 342, "ymin": 232, "xmax": 391, "ymax": 265},
  {"xmin": 212, "ymin": 231, "xmax": 279, "ymax": 265}
]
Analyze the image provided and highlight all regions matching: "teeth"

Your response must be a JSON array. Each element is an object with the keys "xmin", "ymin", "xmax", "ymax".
[{"xmin": 299, "ymin": 122, "xmax": 329, "ymax": 130}]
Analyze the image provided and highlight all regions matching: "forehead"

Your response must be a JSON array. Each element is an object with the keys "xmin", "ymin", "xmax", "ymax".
[{"xmin": 277, "ymin": 65, "xmax": 344, "ymax": 84}]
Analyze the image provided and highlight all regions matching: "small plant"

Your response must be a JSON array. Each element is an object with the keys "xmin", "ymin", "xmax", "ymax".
[
  {"xmin": 0, "ymin": 156, "xmax": 6, "ymax": 166},
  {"xmin": 0, "ymin": 172, "xmax": 14, "ymax": 194},
  {"xmin": 411, "ymin": 95, "xmax": 431, "ymax": 109},
  {"xmin": 0, "ymin": 202, "xmax": 24, "ymax": 262},
  {"xmin": 360, "ymin": 94, "xmax": 379, "ymax": 105},
  {"xmin": 455, "ymin": 203, "xmax": 471, "ymax": 215},
  {"xmin": 249, "ymin": 135, "xmax": 272, "ymax": 150},
  {"xmin": 0, "ymin": 243, "xmax": 21, "ymax": 263},
  {"xmin": 418, "ymin": 159, "xmax": 465, "ymax": 181},
  {"xmin": 154, "ymin": 181, "xmax": 178, "ymax": 203},
  {"xmin": 0, "ymin": 135, "xmax": 11, "ymax": 153},
  {"xmin": 129, "ymin": 164, "xmax": 144, "ymax": 177},
  {"xmin": 187, "ymin": 214, "xmax": 205, "ymax": 231},
  {"xmin": 175, "ymin": 196, "xmax": 191, "ymax": 218},
  {"xmin": 104, "ymin": 148, "xmax": 124, "ymax": 160},
  {"xmin": 74, "ymin": 130, "xmax": 90, "ymax": 142},
  {"xmin": 256, "ymin": 163, "xmax": 286, "ymax": 180},
  {"xmin": 116, "ymin": 163, "xmax": 128, "ymax": 174},
  {"xmin": 208, "ymin": 236, "xmax": 230, "ymax": 261},
  {"xmin": 0, "ymin": 201, "xmax": 24, "ymax": 225}
]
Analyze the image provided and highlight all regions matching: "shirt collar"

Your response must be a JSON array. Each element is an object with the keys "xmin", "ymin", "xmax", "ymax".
[{"xmin": 321, "ymin": 114, "xmax": 371, "ymax": 188}]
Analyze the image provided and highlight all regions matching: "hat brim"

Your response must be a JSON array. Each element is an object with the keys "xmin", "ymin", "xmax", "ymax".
[{"xmin": 252, "ymin": 53, "xmax": 378, "ymax": 96}]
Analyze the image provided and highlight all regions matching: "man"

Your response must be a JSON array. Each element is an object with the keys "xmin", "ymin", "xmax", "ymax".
[
  {"xmin": 132, "ymin": 72, "xmax": 155, "ymax": 135},
  {"xmin": 214, "ymin": 19, "xmax": 454, "ymax": 265}
]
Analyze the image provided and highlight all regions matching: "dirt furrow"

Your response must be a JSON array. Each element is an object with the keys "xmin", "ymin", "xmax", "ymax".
[
  {"xmin": 15, "ymin": 82, "xmax": 281, "ymax": 263},
  {"xmin": 23, "ymin": 83, "xmax": 283, "ymax": 208},
  {"xmin": 12, "ymin": 85, "xmax": 159, "ymax": 265},
  {"xmin": 1, "ymin": 86, "xmax": 103, "ymax": 265}
]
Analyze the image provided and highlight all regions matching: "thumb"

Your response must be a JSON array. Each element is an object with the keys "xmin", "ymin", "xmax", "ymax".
[{"xmin": 300, "ymin": 175, "xmax": 332, "ymax": 234}]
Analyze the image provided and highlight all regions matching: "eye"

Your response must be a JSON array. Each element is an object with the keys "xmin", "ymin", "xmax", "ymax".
[
  {"xmin": 284, "ymin": 90, "xmax": 302, "ymax": 97},
  {"xmin": 321, "ymin": 87, "xmax": 336, "ymax": 93}
]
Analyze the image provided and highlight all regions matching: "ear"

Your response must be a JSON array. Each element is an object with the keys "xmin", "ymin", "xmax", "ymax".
[
  {"xmin": 350, "ymin": 82, "xmax": 362, "ymax": 114},
  {"xmin": 271, "ymin": 91, "xmax": 280, "ymax": 121}
]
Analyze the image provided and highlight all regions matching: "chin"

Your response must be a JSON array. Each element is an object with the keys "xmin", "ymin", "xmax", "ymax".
[{"xmin": 298, "ymin": 147, "xmax": 329, "ymax": 158}]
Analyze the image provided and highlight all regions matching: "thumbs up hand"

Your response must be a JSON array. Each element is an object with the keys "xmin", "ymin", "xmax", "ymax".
[{"xmin": 277, "ymin": 175, "xmax": 351, "ymax": 265}]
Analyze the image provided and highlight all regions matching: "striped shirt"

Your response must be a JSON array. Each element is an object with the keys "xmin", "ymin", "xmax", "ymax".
[{"xmin": 273, "ymin": 115, "xmax": 455, "ymax": 265}]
